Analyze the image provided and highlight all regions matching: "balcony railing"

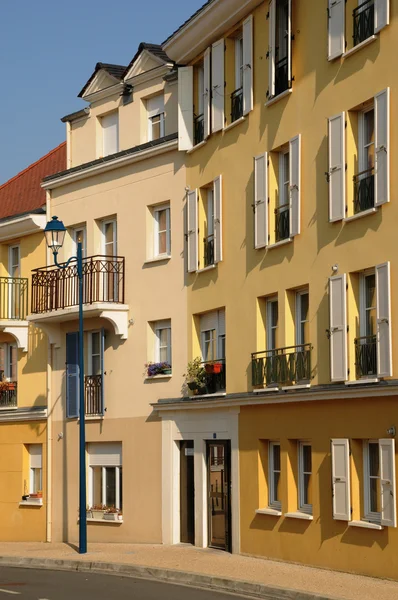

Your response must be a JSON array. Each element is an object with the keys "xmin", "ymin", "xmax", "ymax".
[
  {"xmin": 353, "ymin": 0, "xmax": 374, "ymax": 47},
  {"xmin": 353, "ymin": 167, "xmax": 374, "ymax": 214},
  {"xmin": 85, "ymin": 375, "xmax": 103, "ymax": 416},
  {"xmin": 31, "ymin": 255, "xmax": 125, "ymax": 314},
  {"xmin": 0, "ymin": 277, "xmax": 28, "ymax": 320},
  {"xmin": 201, "ymin": 359, "xmax": 226, "ymax": 395},
  {"xmin": 194, "ymin": 113, "xmax": 204, "ymax": 146},
  {"xmin": 355, "ymin": 335, "xmax": 377, "ymax": 379},
  {"xmin": 231, "ymin": 87, "xmax": 243, "ymax": 123},
  {"xmin": 252, "ymin": 344, "xmax": 312, "ymax": 388},
  {"xmin": 274, "ymin": 55, "xmax": 289, "ymax": 97},
  {"xmin": 0, "ymin": 372, "xmax": 17, "ymax": 408},
  {"xmin": 204, "ymin": 234, "xmax": 215, "ymax": 267},
  {"xmin": 275, "ymin": 204, "xmax": 290, "ymax": 242}
]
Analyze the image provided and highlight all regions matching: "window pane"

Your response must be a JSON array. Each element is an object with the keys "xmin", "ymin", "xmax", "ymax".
[
  {"xmin": 119, "ymin": 467, "xmax": 123, "ymax": 510},
  {"xmin": 304, "ymin": 473, "xmax": 312, "ymax": 505},
  {"xmin": 31, "ymin": 468, "xmax": 42, "ymax": 493},
  {"xmin": 158, "ymin": 209, "xmax": 167, "ymax": 231},
  {"xmin": 273, "ymin": 444, "xmax": 281, "ymax": 472},
  {"xmin": 151, "ymin": 115, "xmax": 161, "ymax": 140},
  {"xmin": 92, "ymin": 355, "xmax": 101, "ymax": 376},
  {"xmin": 368, "ymin": 442, "xmax": 379, "ymax": 477},
  {"xmin": 92, "ymin": 466, "xmax": 102, "ymax": 506},
  {"xmin": 273, "ymin": 471, "xmax": 280, "ymax": 502},
  {"xmin": 365, "ymin": 275, "xmax": 376, "ymax": 310},
  {"xmin": 91, "ymin": 332, "xmax": 100, "ymax": 356},
  {"xmin": 303, "ymin": 444, "xmax": 312, "ymax": 473},
  {"xmin": 105, "ymin": 467, "xmax": 116, "ymax": 507},
  {"xmin": 158, "ymin": 231, "xmax": 167, "ymax": 254}
]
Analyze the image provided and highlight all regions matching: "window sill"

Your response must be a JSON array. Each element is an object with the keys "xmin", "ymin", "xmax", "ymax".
[
  {"xmin": 223, "ymin": 116, "xmax": 246, "ymax": 133},
  {"xmin": 187, "ymin": 140, "xmax": 207, "ymax": 154},
  {"xmin": 144, "ymin": 255, "xmax": 171, "ymax": 265},
  {"xmin": 285, "ymin": 511, "xmax": 313, "ymax": 521},
  {"xmin": 0, "ymin": 406, "xmax": 18, "ymax": 411},
  {"xmin": 282, "ymin": 383, "xmax": 311, "ymax": 391},
  {"xmin": 342, "ymin": 35, "xmax": 377, "ymax": 59},
  {"xmin": 344, "ymin": 208, "xmax": 377, "ymax": 223},
  {"xmin": 348, "ymin": 520, "xmax": 383, "ymax": 530},
  {"xmin": 196, "ymin": 264, "xmax": 217, "ymax": 274},
  {"xmin": 256, "ymin": 507, "xmax": 282, "ymax": 516},
  {"xmin": 77, "ymin": 415, "xmax": 105, "ymax": 422},
  {"xmin": 267, "ymin": 238, "xmax": 293, "ymax": 250},
  {"xmin": 265, "ymin": 88, "xmax": 292, "ymax": 107},
  {"xmin": 19, "ymin": 499, "xmax": 43, "ymax": 507},
  {"xmin": 145, "ymin": 374, "xmax": 172, "ymax": 381},
  {"xmin": 253, "ymin": 387, "xmax": 279, "ymax": 393},
  {"xmin": 194, "ymin": 392, "xmax": 227, "ymax": 399},
  {"xmin": 84, "ymin": 518, "xmax": 123, "ymax": 525},
  {"xmin": 345, "ymin": 378, "xmax": 379, "ymax": 386}
]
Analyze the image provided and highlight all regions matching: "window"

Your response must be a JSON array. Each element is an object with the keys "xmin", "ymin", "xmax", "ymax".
[
  {"xmin": 354, "ymin": 107, "xmax": 375, "ymax": 214},
  {"xmin": 266, "ymin": 298, "xmax": 278, "ymax": 351},
  {"xmin": 276, "ymin": 150, "xmax": 290, "ymax": 242},
  {"xmin": 269, "ymin": 442, "xmax": 281, "ymax": 509},
  {"xmin": 353, "ymin": 0, "xmax": 375, "ymax": 47},
  {"xmin": 101, "ymin": 112, "xmax": 119, "ymax": 156},
  {"xmin": 295, "ymin": 290, "xmax": 309, "ymax": 346},
  {"xmin": 102, "ymin": 219, "xmax": 117, "ymax": 256},
  {"xmin": 72, "ymin": 226, "xmax": 87, "ymax": 258},
  {"xmin": 88, "ymin": 443, "xmax": 122, "ymax": 510},
  {"xmin": 154, "ymin": 205, "xmax": 171, "ymax": 257},
  {"xmin": 88, "ymin": 331, "xmax": 102, "ymax": 376},
  {"xmin": 298, "ymin": 442, "xmax": 312, "ymax": 514},
  {"xmin": 200, "ymin": 309, "xmax": 225, "ymax": 362},
  {"xmin": 0, "ymin": 343, "xmax": 17, "ymax": 381},
  {"xmin": 86, "ymin": 330, "xmax": 104, "ymax": 416},
  {"xmin": 8, "ymin": 245, "xmax": 20, "ymax": 319},
  {"xmin": 357, "ymin": 271, "xmax": 377, "ymax": 377},
  {"xmin": 29, "ymin": 445, "xmax": 42, "ymax": 494},
  {"xmin": 147, "ymin": 95, "xmax": 165, "ymax": 141},
  {"xmin": 269, "ymin": 0, "xmax": 292, "ymax": 99},
  {"xmin": 194, "ymin": 63, "xmax": 205, "ymax": 145},
  {"xmin": 364, "ymin": 440, "xmax": 380, "ymax": 521},
  {"xmin": 231, "ymin": 32, "xmax": 244, "ymax": 123},
  {"xmin": 204, "ymin": 189, "xmax": 215, "ymax": 267},
  {"xmin": 154, "ymin": 320, "xmax": 172, "ymax": 366}
]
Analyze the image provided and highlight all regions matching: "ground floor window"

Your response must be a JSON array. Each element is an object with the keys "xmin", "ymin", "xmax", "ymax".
[
  {"xmin": 88, "ymin": 443, "xmax": 122, "ymax": 510},
  {"xmin": 298, "ymin": 441, "xmax": 312, "ymax": 514},
  {"xmin": 29, "ymin": 444, "xmax": 42, "ymax": 494}
]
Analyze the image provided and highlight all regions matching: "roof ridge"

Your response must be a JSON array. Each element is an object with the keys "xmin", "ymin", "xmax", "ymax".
[{"xmin": 0, "ymin": 141, "xmax": 66, "ymax": 191}]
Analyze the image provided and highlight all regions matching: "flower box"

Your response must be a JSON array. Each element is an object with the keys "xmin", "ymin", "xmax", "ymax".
[
  {"xmin": 205, "ymin": 362, "xmax": 222, "ymax": 374},
  {"xmin": 104, "ymin": 513, "xmax": 119, "ymax": 521},
  {"xmin": 91, "ymin": 509, "xmax": 105, "ymax": 520}
]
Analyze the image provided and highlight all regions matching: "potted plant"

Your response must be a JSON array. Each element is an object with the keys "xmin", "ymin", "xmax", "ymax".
[
  {"xmin": 145, "ymin": 362, "xmax": 172, "ymax": 377},
  {"xmin": 184, "ymin": 357, "xmax": 207, "ymax": 393},
  {"xmin": 104, "ymin": 506, "xmax": 119, "ymax": 521},
  {"xmin": 91, "ymin": 504, "xmax": 106, "ymax": 519},
  {"xmin": 204, "ymin": 361, "xmax": 223, "ymax": 374}
]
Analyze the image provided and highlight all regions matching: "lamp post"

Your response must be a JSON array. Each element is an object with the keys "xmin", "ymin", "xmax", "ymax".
[{"xmin": 44, "ymin": 216, "xmax": 87, "ymax": 555}]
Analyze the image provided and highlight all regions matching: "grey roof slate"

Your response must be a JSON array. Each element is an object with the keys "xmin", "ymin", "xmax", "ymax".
[{"xmin": 122, "ymin": 42, "xmax": 173, "ymax": 78}]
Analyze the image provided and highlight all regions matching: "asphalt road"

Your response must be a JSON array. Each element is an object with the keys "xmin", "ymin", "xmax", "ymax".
[{"xmin": 0, "ymin": 567, "xmax": 253, "ymax": 600}]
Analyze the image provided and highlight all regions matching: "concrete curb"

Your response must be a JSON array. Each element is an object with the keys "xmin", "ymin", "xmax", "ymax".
[{"xmin": 0, "ymin": 555, "xmax": 342, "ymax": 600}]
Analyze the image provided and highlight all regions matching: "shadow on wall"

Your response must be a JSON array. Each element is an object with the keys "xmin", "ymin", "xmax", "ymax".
[{"xmin": 23, "ymin": 326, "xmax": 47, "ymax": 375}]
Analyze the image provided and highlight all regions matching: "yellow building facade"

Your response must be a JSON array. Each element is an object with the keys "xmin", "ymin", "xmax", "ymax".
[{"xmin": 156, "ymin": 0, "xmax": 398, "ymax": 579}]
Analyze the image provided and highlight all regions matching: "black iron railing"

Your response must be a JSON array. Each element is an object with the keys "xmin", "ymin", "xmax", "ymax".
[
  {"xmin": 275, "ymin": 204, "xmax": 290, "ymax": 242},
  {"xmin": 194, "ymin": 113, "xmax": 204, "ymax": 145},
  {"xmin": 85, "ymin": 375, "xmax": 103, "ymax": 415},
  {"xmin": 274, "ymin": 55, "xmax": 289, "ymax": 97},
  {"xmin": 353, "ymin": 168, "xmax": 374, "ymax": 214},
  {"xmin": 31, "ymin": 255, "xmax": 125, "ymax": 314},
  {"xmin": 0, "ymin": 372, "xmax": 17, "ymax": 409},
  {"xmin": 231, "ymin": 87, "xmax": 243, "ymax": 122},
  {"xmin": 0, "ymin": 277, "xmax": 28, "ymax": 320},
  {"xmin": 353, "ymin": 0, "xmax": 374, "ymax": 47},
  {"xmin": 201, "ymin": 359, "xmax": 226, "ymax": 394},
  {"xmin": 204, "ymin": 234, "xmax": 215, "ymax": 267},
  {"xmin": 252, "ymin": 344, "xmax": 312, "ymax": 387},
  {"xmin": 355, "ymin": 335, "xmax": 377, "ymax": 379}
]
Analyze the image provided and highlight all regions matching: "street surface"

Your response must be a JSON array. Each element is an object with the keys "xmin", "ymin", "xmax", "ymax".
[{"xmin": 0, "ymin": 567, "xmax": 253, "ymax": 600}]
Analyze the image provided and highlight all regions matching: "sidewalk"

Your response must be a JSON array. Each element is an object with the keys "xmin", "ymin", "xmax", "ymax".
[{"xmin": 0, "ymin": 542, "xmax": 397, "ymax": 600}]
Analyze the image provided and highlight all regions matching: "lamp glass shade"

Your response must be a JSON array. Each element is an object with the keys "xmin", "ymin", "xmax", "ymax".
[{"xmin": 44, "ymin": 216, "xmax": 67, "ymax": 253}]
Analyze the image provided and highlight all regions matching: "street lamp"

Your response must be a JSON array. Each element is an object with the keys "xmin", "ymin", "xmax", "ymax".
[{"xmin": 44, "ymin": 216, "xmax": 87, "ymax": 555}]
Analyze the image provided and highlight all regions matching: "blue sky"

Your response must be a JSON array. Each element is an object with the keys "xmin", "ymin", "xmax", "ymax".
[{"xmin": 0, "ymin": 0, "xmax": 203, "ymax": 185}]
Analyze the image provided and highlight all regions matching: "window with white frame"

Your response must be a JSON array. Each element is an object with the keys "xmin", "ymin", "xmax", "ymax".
[
  {"xmin": 154, "ymin": 205, "xmax": 171, "ymax": 257},
  {"xmin": 357, "ymin": 270, "xmax": 377, "ymax": 378},
  {"xmin": 88, "ymin": 331, "xmax": 102, "ymax": 376},
  {"xmin": 269, "ymin": 442, "xmax": 281, "ymax": 510},
  {"xmin": 295, "ymin": 289, "xmax": 309, "ymax": 346},
  {"xmin": 0, "ymin": 342, "xmax": 17, "ymax": 381},
  {"xmin": 154, "ymin": 320, "xmax": 172, "ymax": 366},
  {"xmin": 266, "ymin": 297, "xmax": 278, "ymax": 351},
  {"xmin": 298, "ymin": 441, "xmax": 312, "ymax": 514},
  {"xmin": 268, "ymin": 0, "xmax": 292, "ymax": 99},
  {"xmin": 101, "ymin": 112, "xmax": 119, "ymax": 157},
  {"xmin": 88, "ymin": 443, "xmax": 122, "ymax": 510},
  {"xmin": 200, "ymin": 309, "xmax": 225, "ymax": 362},
  {"xmin": 276, "ymin": 149, "xmax": 290, "ymax": 242},
  {"xmin": 147, "ymin": 95, "xmax": 165, "ymax": 141},
  {"xmin": 29, "ymin": 445, "xmax": 42, "ymax": 494},
  {"xmin": 364, "ymin": 440, "xmax": 381, "ymax": 522},
  {"xmin": 72, "ymin": 226, "xmax": 87, "ymax": 258},
  {"xmin": 354, "ymin": 106, "xmax": 375, "ymax": 214}
]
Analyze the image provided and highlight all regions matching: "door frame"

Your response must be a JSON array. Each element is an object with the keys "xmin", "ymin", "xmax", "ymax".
[{"xmin": 206, "ymin": 439, "xmax": 232, "ymax": 552}]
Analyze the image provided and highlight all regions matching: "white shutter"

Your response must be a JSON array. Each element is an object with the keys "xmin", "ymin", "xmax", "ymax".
[
  {"xmin": 88, "ymin": 442, "xmax": 122, "ymax": 466},
  {"xmin": 379, "ymin": 439, "xmax": 396, "ymax": 527},
  {"xmin": 375, "ymin": 0, "xmax": 389, "ymax": 33},
  {"xmin": 213, "ymin": 175, "xmax": 223, "ymax": 263},
  {"xmin": 211, "ymin": 39, "xmax": 225, "ymax": 132},
  {"xmin": 203, "ymin": 47, "xmax": 211, "ymax": 139},
  {"xmin": 29, "ymin": 445, "xmax": 42, "ymax": 469},
  {"xmin": 374, "ymin": 88, "xmax": 390, "ymax": 207},
  {"xmin": 329, "ymin": 274, "xmax": 348, "ymax": 382},
  {"xmin": 328, "ymin": 113, "xmax": 345, "ymax": 221},
  {"xmin": 178, "ymin": 67, "xmax": 194, "ymax": 151},
  {"xmin": 242, "ymin": 15, "xmax": 253, "ymax": 115},
  {"xmin": 289, "ymin": 134, "xmax": 301, "ymax": 237},
  {"xmin": 187, "ymin": 189, "xmax": 198, "ymax": 273},
  {"xmin": 254, "ymin": 153, "xmax": 268, "ymax": 249},
  {"xmin": 328, "ymin": 0, "xmax": 345, "ymax": 60},
  {"xmin": 331, "ymin": 439, "xmax": 351, "ymax": 521},
  {"xmin": 102, "ymin": 112, "xmax": 119, "ymax": 156},
  {"xmin": 268, "ymin": 0, "xmax": 276, "ymax": 97},
  {"xmin": 376, "ymin": 262, "xmax": 392, "ymax": 377}
]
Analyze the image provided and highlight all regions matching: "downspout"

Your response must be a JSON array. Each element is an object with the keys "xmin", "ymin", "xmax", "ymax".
[{"xmin": 45, "ymin": 189, "xmax": 52, "ymax": 543}]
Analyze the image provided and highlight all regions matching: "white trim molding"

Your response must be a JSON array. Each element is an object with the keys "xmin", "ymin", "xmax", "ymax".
[
  {"xmin": 0, "ymin": 213, "xmax": 46, "ymax": 242},
  {"xmin": 0, "ymin": 320, "xmax": 29, "ymax": 352}
]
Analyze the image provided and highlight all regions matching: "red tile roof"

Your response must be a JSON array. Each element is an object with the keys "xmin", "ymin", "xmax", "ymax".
[{"xmin": 0, "ymin": 142, "xmax": 66, "ymax": 221}]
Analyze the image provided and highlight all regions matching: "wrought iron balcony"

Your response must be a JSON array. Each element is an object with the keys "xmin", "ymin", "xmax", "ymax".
[
  {"xmin": 275, "ymin": 204, "xmax": 290, "ymax": 242},
  {"xmin": 353, "ymin": 167, "xmax": 374, "ymax": 214},
  {"xmin": 355, "ymin": 335, "xmax": 377, "ymax": 379},
  {"xmin": 204, "ymin": 234, "xmax": 215, "ymax": 267},
  {"xmin": 274, "ymin": 55, "xmax": 289, "ymax": 97},
  {"xmin": 231, "ymin": 87, "xmax": 243, "ymax": 123},
  {"xmin": 353, "ymin": 0, "xmax": 374, "ymax": 47},
  {"xmin": 85, "ymin": 375, "xmax": 103, "ymax": 416},
  {"xmin": 194, "ymin": 113, "xmax": 205, "ymax": 145},
  {"xmin": 0, "ymin": 372, "xmax": 17, "ymax": 408},
  {"xmin": 0, "ymin": 277, "xmax": 28, "ymax": 320},
  {"xmin": 252, "ymin": 344, "xmax": 312, "ymax": 388},
  {"xmin": 31, "ymin": 255, "xmax": 125, "ymax": 314},
  {"xmin": 201, "ymin": 359, "xmax": 226, "ymax": 394}
]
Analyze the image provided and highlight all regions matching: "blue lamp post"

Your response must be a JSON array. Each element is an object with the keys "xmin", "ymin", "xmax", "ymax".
[{"xmin": 44, "ymin": 216, "xmax": 87, "ymax": 555}]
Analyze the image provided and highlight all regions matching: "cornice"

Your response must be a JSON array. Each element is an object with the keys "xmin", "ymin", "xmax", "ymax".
[
  {"xmin": 84, "ymin": 82, "xmax": 124, "ymax": 104},
  {"xmin": 124, "ymin": 64, "xmax": 173, "ymax": 87},
  {"xmin": 0, "ymin": 213, "xmax": 46, "ymax": 241},
  {"xmin": 0, "ymin": 407, "xmax": 47, "ymax": 423}
]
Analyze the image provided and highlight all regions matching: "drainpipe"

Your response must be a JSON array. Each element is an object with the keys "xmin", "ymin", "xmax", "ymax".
[{"xmin": 45, "ymin": 189, "xmax": 52, "ymax": 543}]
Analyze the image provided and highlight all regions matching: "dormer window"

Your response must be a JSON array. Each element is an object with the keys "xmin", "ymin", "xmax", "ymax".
[
  {"xmin": 147, "ymin": 95, "xmax": 165, "ymax": 141},
  {"xmin": 101, "ymin": 112, "xmax": 119, "ymax": 157}
]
